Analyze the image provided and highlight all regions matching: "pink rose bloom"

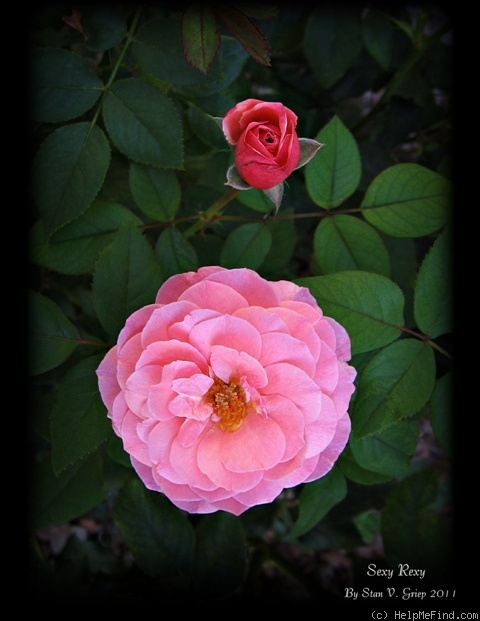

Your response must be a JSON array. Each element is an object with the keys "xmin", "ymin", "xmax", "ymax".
[
  {"xmin": 222, "ymin": 99, "xmax": 301, "ymax": 190},
  {"xmin": 97, "ymin": 267, "xmax": 356, "ymax": 516}
]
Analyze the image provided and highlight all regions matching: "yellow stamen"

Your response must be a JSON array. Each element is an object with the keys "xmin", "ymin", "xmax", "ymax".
[{"xmin": 206, "ymin": 377, "xmax": 248, "ymax": 432}]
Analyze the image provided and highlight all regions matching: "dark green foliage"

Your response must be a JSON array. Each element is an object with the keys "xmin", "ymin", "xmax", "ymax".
[{"xmin": 29, "ymin": 3, "xmax": 454, "ymax": 606}]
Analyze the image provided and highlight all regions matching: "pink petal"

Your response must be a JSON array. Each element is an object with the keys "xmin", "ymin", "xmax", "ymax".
[
  {"xmin": 219, "ymin": 414, "xmax": 286, "ymax": 472},
  {"xmin": 277, "ymin": 454, "xmax": 319, "ymax": 488},
  {"xmin": 124, "ymin": 364, "xmax": 163, "ymax": 415},
  {"xmin": 96, "ymin": 346, "xmax": 119, "ymax": 413},
  {"xmin": 270, "ymin": 280, "xmax": 318, "ymax": 308},
  {"xmin": 325, "ymin": 316, "xmax": 353, "ymax": 361},
  {"xmin": 263, "ymin": 394, "xmax": 305, "ymax": 461},
  {"xmin": 263, "ymin": 362, "xmax": 322, "ymax": 423},
  {"xmin": 177, "ymin": 418, "xmax": 209, "ymax": 447},
  {"xmin": 303, "ymin": 412, "xmax": 351, "ymax": 483},
  {"xmin": 304, "ymin": 393, "xmax": 339, "ymax": 458},
  {"xmin": 196, "ymin": 429, "xmax": 264, "ymax": 491},
  {"xmin": 169, "ymin": 427, "xmax": 225, "ymax": 492},
  {"xmin": 313, "ymin": 344, "xmax": 340, "ymax": 394},
  {"xmin": 314, "ymin": 316, "xmax": 338, "ymax": 352},
  {"xmin": 169, "ymin": 394, "xmax": 213, "ymax": 421},
  {"xmin": 205, "ymin": 268, "xmax": 280, "ymax": 308},
  {"xmin": 234, "ymin": 478, "xmax": 284, "ymax": 508},
  {"xmin": 121, "ymin": 409, "xmax": 151, "ymax": 466},
  {"xmin": 328, "ymin": 362, "xmax": 357, "ymax": 413},
  {"xmin": 280, "ymin": 299, "xmax": 323, "ymax": 323},
  {"xmin": 111, "ymin": 391, "xmax": 129, "ymax": 435},
  {"xmin": 210, "ymin": 345, "xmax": 267, "ymax": 387},
  {"xmin": 130, "ymin": 456, "xmax": 157, "ymax": 491},
  {"xmin": 111, "ymin": 392, "xmax": 129, "ymax": 436},
  {"xmin": 169, "ymin": 373, "xmax": 213, "ymax": 422},
  {"xmin": 146, "ymin": 417, "xmax": 182, "ymax": 469},
  {"xmin": 264, "ymin": 448, "xmax": 307, "ymax": 482},
  {"xmin": 136, "ymin": 418, "xmax": 158, "ymax": 443},
  {"xmin": 270, "ymin": 307, "xmax": 321, "ymax": 361},
  {"xmin": 173, "ymin": 495, "xmax": 249, "ymax": 516},
  {"xmin": 233, "ymin": 306, "xmax": 288, "ymax": 335},
  {"xmin": 180, "ymin": 280, "xmax": 248, "ymax": 313},
  {"xmin": 140, "ymin": 301, "xmax": 199, "ymax": 348},
  {"xmin": 137, "ymin": 340, "xmax": 208, "ymax": 372},
  {"xmin": 117, "ymin": 333, "xmax": 143, "ymax": 391},
  {"xmin": 171, "ymin": 373, "xmax": 213, "ymax": 397},
  {"xmin": 153, "ymin": 477, "xmax": 205, "ymax": 503},
  {"xmin": 117, "ymin": 304, "xmax": 159, "ymax": 350},
  {"xmin": 167, "ymin": 308, "xmax": 221, "ymax": 342},
  {"xmin": 155, "ymin": 267, "xmax": 225, "ymax": 304},
  {"xmin": 260, "ymin": 332, "xmax": 316, "ymax": 377},
  {"xmin": 147, "ymin": 361, "xmax": 203, "ymax": 421},
  {"xmin": 188, "ymin": 315, "xmax": 262, "ymax": 361}
]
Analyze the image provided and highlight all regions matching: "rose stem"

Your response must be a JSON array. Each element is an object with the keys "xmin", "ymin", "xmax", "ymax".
[{"xmin": 183, "ymin": 188, "xmax": 240, "ymax": 238}]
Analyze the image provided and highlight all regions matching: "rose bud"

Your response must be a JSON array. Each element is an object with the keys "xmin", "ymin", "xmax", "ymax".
[{"xmin": 222, "ymin": 99, "xmax": 301, "ymax": 190}]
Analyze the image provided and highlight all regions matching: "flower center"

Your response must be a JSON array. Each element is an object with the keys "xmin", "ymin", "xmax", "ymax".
[
  {"xmin": 206, "ymin": 377, "xmax": 248, "ymax": 432},
  {"xmin": 259, "ymin": 129, "xmax": 279, "ymax": 153}
]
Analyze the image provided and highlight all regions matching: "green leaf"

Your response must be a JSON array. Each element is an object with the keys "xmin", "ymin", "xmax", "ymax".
[
  {"xmin": 214, "ymin": 4, "xmax": 271, "ymax": 66},
  {"xmin": 114, "ymin": 477, "xmax": 195, "ymax": 580},
  {"xmin": 305, "ymin": 116, "xmax": 361, "ymax": 208},
  {"xmin": 220, "ymin": 223, "xmax": 272, "ymax": 269},
  {"xmin": 354, "ymin": 510, "xmax": 382, "ymax": 544},
  {"xmin": 129, "ymin": 164, "xmax": 181, "ymax": 221},
  {"xmin": 293, "ymin": 467, "xmax": 347, "ymax": 537},
  {"xmin": 362, "ymin": 9, "xmax": 395, "ymax": 70},
  {"xmin": 177, "ymin": 36, "xmax": 248, "ymax": 99},
  {"xmin": 304, "ymin": 5, "xmax": 363, "ymax": 89},
  {"xmin": 430, "ymin": 372, "xmax": 453, "ymax": 456},
  {"xmin": 32, "ymin": 123, "xmax": 111, "ymax": 235},
  {"xmin": 181, "ymin": 4, "xmax": 220, "ymax": 73},
  {"xmin": 102, "ymin": 78, "xmax": 183, "ymax": 169},
  {"xmin": 349, "ymin": 420, "xmax": 419, "ymax": 476},
  {"xmin": 262, "ymin": 211, "xmax": 297, "ymax": 273},
  {"xmin": 188, "ymin": 106, "xmax": 226, "ymax": 149},
  {"xmin": 351, "ymin": 339, "xmax": 436, "ymax": 439},
  {"xmin": 106, "ymin": 433, "xmax": 132, "ymax": 469},
  {"xmin": 236, "ymin": 187, "xmax": 274, "ymax": 213},
  {"xmin": 29, "ymin": 202, "xmax": 143, "ymax": 275},
  {"xmin": 30, "ymin": 452, "xmax": 105, "ymax": 530},
  {"xmin": 338, "ymin": 447, "xmax": 394, "ymax": 485},
  {"xmin": 188, "ymin": 35, "xmax": 248, "ymax": 97},
  {"xmin": 28, "ymin": 291, "xmax": 79, "ymax": 376},
  {"xmin": 93, "ymin": 222, "xmax": 163, "ymax": 340},
  {"xmin": 382, "ymin": 468, "xmax": 451, "ymax": 578},
  {"xmin": 132, "ymin": 17, "xmax": 223, "ymax": 87},
  {"xmin": 50, "ymin": 356, "xmax": 111, "ymax": 475},
  {"xmin": 361, "ymin": 164, "xmax": 451, "ymax": 237},
  {"xmin": 82, "ymin": 4, "xmax": 126, "ymax": 51},
  {"xmin": 383, "ymin": 236, "xmax": 418, "ymax": 289},
  {"xmin": 295, "ymin": 272, "xmax": 404, "ymax": 354},
  {"xmin": 155, "ymin": 227, "xmax": 199, "ymax": 279},
  {"xmin": 414, "ymin": 229, "xmax": 453, "ymax": 338},
  {"xmin": 191, "ymin": 513, "xmax": 247, "ymax": 597},
  {"xmin": 314, "ymin": 215, "xmax": 390, "ymax": 276},
  {"xmin": 30, "ymin": 48, "xmax": 104, "ymax": 123}
]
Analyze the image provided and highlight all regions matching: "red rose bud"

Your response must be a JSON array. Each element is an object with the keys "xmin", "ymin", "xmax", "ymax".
[{"xmin": 222, "ymin": 99, "xmax": 301, "ymax": 190}]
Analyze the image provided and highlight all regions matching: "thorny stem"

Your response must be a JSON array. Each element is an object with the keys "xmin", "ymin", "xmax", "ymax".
[
  {"xmin": 400, "ymin": 326, "xmax": 453, "ymax": 361},
  {"xmin": 89, "ymin": 8, "xmax": 142, "ymax": 130},
  {"xmin": 183, "ymin": 187, "xmax": 241, "ymax": 238}
]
